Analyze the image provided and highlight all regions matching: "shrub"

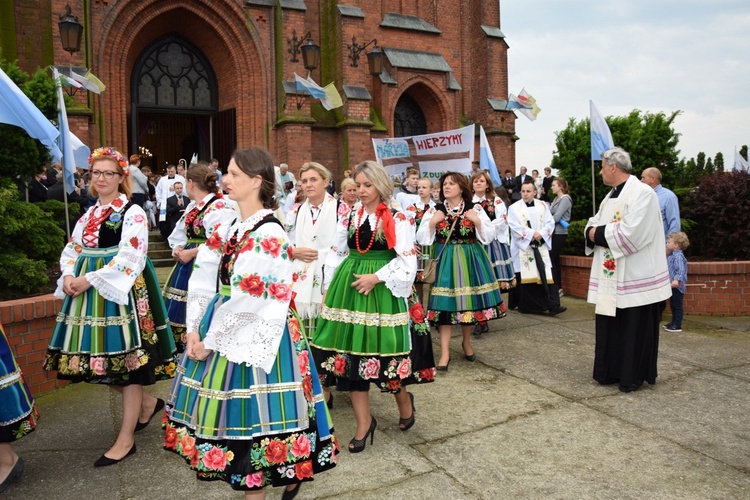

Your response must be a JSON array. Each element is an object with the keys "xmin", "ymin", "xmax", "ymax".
[
  {"xmin": 561, "ymin": 219, "xmax": 588, "ymax": 256},
  {"xmin": 684, "ymin": 171, "xmax": 750, "ymax": 259},
  {"xmin": 0, "ymin": 187, "xmax": 65, "ymax": 299}
]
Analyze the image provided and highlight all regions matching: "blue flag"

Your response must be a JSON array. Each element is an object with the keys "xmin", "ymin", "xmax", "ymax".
[
  {"xmin": 53, "ymin": 68, "xmax": 77, "ymax": 194},
  {"xmin": 0, "ymin": 67, "xmax": 61, "ymax": 157},
  {"xmin": 479, "ymin": 125, "xmax": 502, "ymax": 186},
  {"xmin": 590, "ymin": 100, "xmax": 614, "ymax": 161}
]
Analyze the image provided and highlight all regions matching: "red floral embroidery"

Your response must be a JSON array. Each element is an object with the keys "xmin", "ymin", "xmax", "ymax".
[
  {"xmin": 264, "ymin": 440, "xmax": 288, "ymax": 464},
  {"xmin": 603, "ymin": 259, "xmax": 615, "ymax": 271},
  {"xmin": 260, "ymin": 236, "xmax": 282, "ymax": 257},
  {"xmin": 206, "ymin": 231, "xmax": 223, "ymax": 250},
  {"xmin": 129, "ymin": 236, "xmax": 139, "ymax": 249},
  {"xmin": 239, "ymin": 275, "xmax": 265, "ymax": 296},
  {"xmin": 111, "ymin": 198, "xmax": 124, "ymax": 208},
  {"xmin": 239, "ymin": 237, "xmax": 255, "ymax": 253},
  {"xmin": 295, "ymin": 460, "xmax": 314, "ymax": 480}
]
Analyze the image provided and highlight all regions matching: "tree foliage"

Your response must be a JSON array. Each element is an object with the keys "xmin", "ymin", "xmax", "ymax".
[
  {"xmin": 0, "ymin": 59, "xmax": 58, "ymax": 183},
  {"xmin": 551, "ymin": 110, "xmax": 681, "ymax": 221},
  {"xmin": 684, "ymin": 171, "xmax": 750, "ymax": 259}
]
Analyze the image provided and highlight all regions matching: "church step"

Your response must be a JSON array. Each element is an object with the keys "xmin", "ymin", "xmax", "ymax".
[
  {"xmin": 148, "ymin": 249, "xmax": 173, "ymax": 260},
  {"xmin": 150, "ymin": 258, "xmax": 176, "ymax": 268}
]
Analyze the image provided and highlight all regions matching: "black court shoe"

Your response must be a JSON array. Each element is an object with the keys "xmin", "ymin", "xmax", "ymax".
[
  {"xmin": 399, "ymin": 392, "xmax": 416, "ymax": 431},
  {"xmin": 94, "ymin": 444, "xmax": 137, "ymax": 467},
  {"xmin": 348, "ymin": 417, "xmax": 377, "ymax": 453},
  {"xmin": 282, "ymin": 482, "xmax": 302, "ymax": 500}
]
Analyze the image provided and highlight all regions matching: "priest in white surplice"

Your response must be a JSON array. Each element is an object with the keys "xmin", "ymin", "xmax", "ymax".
[
  {"xmin": 507, "ymin": 180, "xmax": 567, "ymax": 315},
  {"xmin": 585, "ymin": 147, "xmax": 672, "ymax": 393}
]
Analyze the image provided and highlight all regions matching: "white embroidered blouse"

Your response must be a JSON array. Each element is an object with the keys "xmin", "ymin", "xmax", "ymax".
[
  {"xmin": 185, "ymin": 209, "xmax": 295, "ymax": 373},
  {"xmin": 54, "ymin": 193, "xmax": 149, "ymax": 305}
]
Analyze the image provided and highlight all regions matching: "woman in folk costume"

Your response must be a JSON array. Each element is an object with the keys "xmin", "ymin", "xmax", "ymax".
[
  {"xmin": 164, "ymin": 148, "xmax": 337, "ymax": 499},
  {"xmin": 404, "ymin": 177, "xmax": 436, "ymax": 301},
  {"xmin": 285, "ymin": 162, "xmax": 343, "ymax": 404},
  {"xmin": 417, "ymin": 172, "xmax": 505, "ymax": 371},
  {"xmin": 44, "ymin": 147, "xmax": 176, "ymax": 466},
  {"xmin": 470, "ymin": 171, "xmax": 516, "ymax": 335},
  {"xmin": 311, "ymin": 161, "xmax": 435, "ymax": 453},
  {"xmin": 0, "ymin": 323, "xmax": 39, "ymax": 494},
  {"xmin": 164, "ymin": 163, "xmax": 236, "ymax": 352},
  {"xmin": 507, "ymin": 180, "xmax": 567, "ymax": 316}
]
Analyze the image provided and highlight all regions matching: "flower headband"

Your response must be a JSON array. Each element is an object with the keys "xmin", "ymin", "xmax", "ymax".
[{"xmin": 89, "ymin": 147, "xmax": 130, "ymax": 176}]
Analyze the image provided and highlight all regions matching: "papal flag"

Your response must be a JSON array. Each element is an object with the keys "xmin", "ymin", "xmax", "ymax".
[
  {"xmin": 515, "ymin": 89, "xmax": 541, "ymax": 121},
  {"xmin": 590, "ymin": 100, "xmax": 614, "ymax": 161}
]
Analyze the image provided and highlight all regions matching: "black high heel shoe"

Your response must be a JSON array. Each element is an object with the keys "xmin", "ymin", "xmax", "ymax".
[
  {"xmin": 436, "ymin": 357, "xmax": 451, "ymax": 371},
  {"xmin": 462, "ymin": 341, "xmax": 476, "ymax": 362},
  {"xmin": 282, "ymin": 482, "xmax": 302, "ymax": 500},
  {"xmin": 348, "ymin": 417, "xmax": 377, "ymax": 453},
  {"xmin": 399, "ymin": 392, "xmax": 416, "ymax": 431}
]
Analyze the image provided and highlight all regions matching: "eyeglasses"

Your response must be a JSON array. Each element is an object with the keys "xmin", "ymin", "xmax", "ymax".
[{"xmin": 91, "ymin": 170, "xmax": 121, "ymax": 179}]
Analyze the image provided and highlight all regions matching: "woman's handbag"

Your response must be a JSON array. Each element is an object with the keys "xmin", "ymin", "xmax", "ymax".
[{"xmin": 418, "ymin": 216, "xmax": 459, "ymax": 285}]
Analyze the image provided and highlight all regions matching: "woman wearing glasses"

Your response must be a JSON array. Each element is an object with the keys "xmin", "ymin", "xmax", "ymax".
[{"xmin": 44, "ymin": 147, "xmax": 176, "ymax": 467}]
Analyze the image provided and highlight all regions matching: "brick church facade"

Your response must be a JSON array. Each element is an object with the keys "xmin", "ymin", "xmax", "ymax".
[{"xmin": 3, "ymin": 0, "xmax": 517, "ymax": 181}]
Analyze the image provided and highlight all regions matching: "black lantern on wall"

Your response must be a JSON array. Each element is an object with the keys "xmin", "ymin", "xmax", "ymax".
[
  {"xmin": 301, "ymin": 38, "xmax": 321, "ymax": 71},
  {"xmin": 366, "ymin": 46, "xmax": 384, "ymax": 76},
  {"xmin": 58, "ymin": 4, "xmax": 83, "ymax": 55}
]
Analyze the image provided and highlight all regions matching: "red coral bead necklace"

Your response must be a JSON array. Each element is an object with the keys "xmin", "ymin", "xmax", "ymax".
[{"xmin": 355, "ymin": 207, "xmax": 380, "ymax": 254}]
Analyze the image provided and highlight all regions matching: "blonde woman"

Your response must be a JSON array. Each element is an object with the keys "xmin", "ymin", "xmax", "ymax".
[{"xmin": 311, "ymin": 161, "xmax": 434, "ymax": 453}]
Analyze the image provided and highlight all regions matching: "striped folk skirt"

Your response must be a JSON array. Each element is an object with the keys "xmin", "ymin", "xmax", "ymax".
[
  {"xmin": 44, "ymin": 247, "xmax": 177, "ymax": 385},
  {"xmin": 165, "ymin": 294, "xmax": 338, "ymax": 491},
  {"xmin": 427, "ymin": 242, "xmax": 506, "ymax": 325},
  {"xmin": 163, "ymin": 240, "xmax": 202, "ymax": 352},
  {"xmin": 486, "ymin": 240, "xmax": 517, "ymax": 290},
  {"xmin": 0, "ymin": 323, "xmax": 39, "ymax": 443},
  {"xmin": 311, "ymin": 250, "xmax": 435, "ymax": 393}
]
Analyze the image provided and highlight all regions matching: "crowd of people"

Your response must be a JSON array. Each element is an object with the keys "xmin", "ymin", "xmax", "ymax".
[{"xmin": 2, "ymin": 144, "xmax": 686, "ymax": 499}]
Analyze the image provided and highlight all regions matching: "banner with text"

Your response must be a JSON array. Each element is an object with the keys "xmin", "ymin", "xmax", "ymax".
[{"xmin": 372, "ymin": 125, "xmax": 475, "ymax": 181}]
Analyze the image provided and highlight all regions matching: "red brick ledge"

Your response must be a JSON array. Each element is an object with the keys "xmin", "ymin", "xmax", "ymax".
[
  {"xmin": 0, "ymin": 294, "xmax": 69, "ymax": 396},
  {"xmin": 561, "ymin": 256, "xmax": 750, "ymax": 317}
]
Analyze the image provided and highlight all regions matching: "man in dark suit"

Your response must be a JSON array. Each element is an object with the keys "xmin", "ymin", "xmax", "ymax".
[
  {"xmin": 47, "ymin": 171, "xmax": 88, "ymax": 221},
  {"xmin": 515, "ymin": 166, "xmax": 529, "ymax": 192},
  {"xmin": 502, "ymin": 169, "xmax": 519, "ymax": 201},
  {"xmin": 165, "ymin": 181, "xmax": 188, "ymax": 237}
]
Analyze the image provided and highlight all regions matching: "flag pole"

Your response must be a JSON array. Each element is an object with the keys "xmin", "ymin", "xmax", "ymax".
[
  {"xmin": 53, "ymin": 68, "xmax": 72, "ymax": 240},
  {"xmin": 591, "ymin": 159, "xmax": 596, "ymax": 216}
]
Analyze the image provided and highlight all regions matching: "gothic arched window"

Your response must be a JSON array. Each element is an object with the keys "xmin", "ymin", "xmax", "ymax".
[{"xmin": 133, "ymin": 36, "xmax": 217, "ymax": 111}]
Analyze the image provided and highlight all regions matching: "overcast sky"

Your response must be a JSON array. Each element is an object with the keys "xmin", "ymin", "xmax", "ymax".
[{"xmin": 500, "ymin": 0, "xmax": 750, "ymax": 173}]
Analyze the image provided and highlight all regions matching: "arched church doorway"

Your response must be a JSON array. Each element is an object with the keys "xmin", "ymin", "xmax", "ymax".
[
  {"xmin": 393, "ymin": 93, "xmax": 427, "ymax": 137},
  {"xmin": 129, "ymin": 35, "xmax": 235, "ymax": 173}
]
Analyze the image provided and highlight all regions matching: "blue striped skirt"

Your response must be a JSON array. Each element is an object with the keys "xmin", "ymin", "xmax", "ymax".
[
  {"xmin": 163, "ymin": 240, "xmax": 202, "ymax": 352},
  {"xmin": 1, "ymin": 323, "xmax": 39, "ymax": 443},
  {"xmin": 486, "ymin": 240, "xmax": 517, "ymax": 289},
  {"xmin": 44, "ymin": 246, "xmax": 177, "ymax": 385},
  {"xmin": 427, "ymin": 242, "xmax": 506, "ymax": 325},
  {"xmin": 165, "ymin": 293, "xmax": 338, "ymax": 490}
]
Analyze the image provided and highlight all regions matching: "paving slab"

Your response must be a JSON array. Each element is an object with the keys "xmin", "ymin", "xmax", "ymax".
[{"xmin": 416, "ymin": 402, "xmax": 750, "ymax": 499}]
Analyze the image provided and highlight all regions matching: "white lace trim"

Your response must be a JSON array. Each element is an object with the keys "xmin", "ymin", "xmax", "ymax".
[
  {"xmin": 186, "ymin": 292, "xmax": 212, "ymax": 333},
  {"xmin": 202, "ymin": 308, "xmax": 286, "ymax": 374},
  {"xmin": 375, "ymin": 264, "xmax": 413, "ymax": 298},
  {"xmin": 85, "ymin": 271, "xmax": 128, "ymax": 305}
]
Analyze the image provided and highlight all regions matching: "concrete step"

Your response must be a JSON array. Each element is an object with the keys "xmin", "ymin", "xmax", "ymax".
[
  {"xmin": 150, "ymin": 258, "xmax": 176, "ymax": 268},
  {"xmin": 149, "ymin": 241, "xmax": 170, "ymax": 251},
  {"xmin": 148, "ymin": 249, "xmax": 173, "ymax": 260}
]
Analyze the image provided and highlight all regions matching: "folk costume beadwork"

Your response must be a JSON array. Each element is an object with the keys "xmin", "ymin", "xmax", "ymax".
[{"xmin": 164, "ymin": 210, "xmax": 338, "ymax": 491}]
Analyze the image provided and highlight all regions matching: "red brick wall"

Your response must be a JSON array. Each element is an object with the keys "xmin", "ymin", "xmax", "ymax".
[
  {"xmin": 561, "ymin": 256, "xmax": 750, "ymax": 317},
  {"xmin": 0, "ymin": 295, "xmax": 68, "ymax": 397}
]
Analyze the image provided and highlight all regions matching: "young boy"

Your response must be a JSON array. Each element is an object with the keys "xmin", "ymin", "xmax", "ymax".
[
  {"xmin": 395, "ymin": 167, "xmax": 421, "ymax": 210},
  {"xmin": 664, "ymin": 231, "xmax": 689, "ymax": 333}
]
